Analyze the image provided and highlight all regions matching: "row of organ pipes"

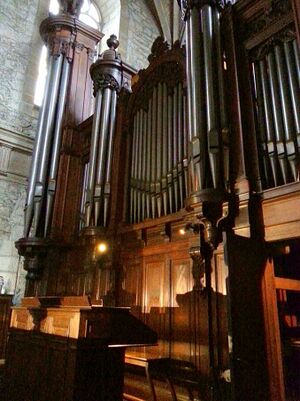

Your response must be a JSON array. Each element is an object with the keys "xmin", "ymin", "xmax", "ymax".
[
  {"xmin": 129, "ymin": 2, "xmax": 230, "ymax": 224},
  {"xmin": 253, "ymin": 38, "xmax": 300, "ymax": 188},
  {"xmin": 130, "ymin": 82, "xmax": 188, "ymax": 223},
  {"xmin": 24, "ymin": 48, "xmax": 71, "ymax": 238},
  {"xmin": 23, "ymin": 1, "xmax": 300, "ymax": 235},
  {"xmin": 24, "ymin": 1, "xmax": 231, "ymax": 233}
]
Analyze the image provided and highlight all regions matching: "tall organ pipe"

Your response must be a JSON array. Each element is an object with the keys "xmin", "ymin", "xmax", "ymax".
[
  {"xmin": 44, "ymin": 57, "xmax": 71, "ymax": 236},
  {"xmin": 86, "ymin": 35, "xmax": 124, "ymax": 229},
  {"xmin": 137, "ymin": 110, "xmax": 143, "ymax": 222},
  {"xmin": 151, "ymin": 87, "xmax": 157, "ymax": 218},
  {"xmin": 293, "ymin": 40, "xmax": 300, "ymax": 86},
  {"xmin": 130, "ymin": 114, "xmax": 137, "ymax": 224},
  {"xmin": 173, "ymin": 85, "xmax": 179, "ymax": 212},
  {"xmin": 33, "ymin": 54, "xmax": 64, "ymax": 235},
  {"xmin": 141, "ymin": 109, "xmax": 148, "ymax": 221},
  {"xmin": 85, "ymin": 90, "xmax": 103, "ymax": 226},
  {"xmin": 267, "ymin": 51, "xmax": 289, "ymax": 183},
  {"xmin": 177, "ymin": 83, "xmax": 184, "ymax": 208},
  {"xmin": 274, "ymin": 45, "xmax": 297, "ymax": 179},
  {"xmin": 24, "ymin": 55, "xmax": 55, "ymax": 237},
  {"xmin": 255, "ymin": 62, "xmax": 277, "ymax": 186},
  {"xmin": 94, "ymin": 88, "xmax": 112, "ymax": 225},
  {"xmin": 202, "ymin": 5, "xmax": 220, "ymax": 189},
  {"xmin": 167, "ymin": 93, "xmax": 173, "ymax": 213},
  {"xmin": 162, "ymin": 83, "xmax": 168, "ymax": 215},
  {"xmin": 146, "ymin": 98, "xmax": 152, "ymax": 219},
  {"xmin": 214, "ymin": 8, "xmax": 229, "ymax": 186},
  {"xmin": 284, "ymin": 41, "xmax": 300, "ymax": 135},
  {"xmin": 156, "ymin": 83, "xmax": 163, "ymax": 218},
  {"xmin": 103, "ymin": 90, "xmax": 117, "ymax": 227},
  {"xmin": 185, "ymin": 7, "xmax": 206, "ymax": 192}
]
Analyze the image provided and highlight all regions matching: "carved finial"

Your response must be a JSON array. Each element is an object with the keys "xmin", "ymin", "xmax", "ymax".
[
  {"xmin": 107, "ymin": 34, "xmax": 119, "ymax": 50},
  {"xmin": 148, "ymin": 37, "xmax": 170, "ymax": 62}
]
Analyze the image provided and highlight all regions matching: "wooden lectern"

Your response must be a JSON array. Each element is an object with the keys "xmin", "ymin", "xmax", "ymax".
[{"xmin": 4, "ymin": 296, "xmax": 157, "ymax": 401}]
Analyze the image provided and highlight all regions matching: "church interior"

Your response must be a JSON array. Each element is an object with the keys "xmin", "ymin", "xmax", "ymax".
[{"xmin": 0, "ymin": 0, "xmax": 300, "ymax": 400}]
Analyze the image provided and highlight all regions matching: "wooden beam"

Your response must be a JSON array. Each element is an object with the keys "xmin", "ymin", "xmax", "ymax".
[{"xmin": 275, "ymin": 277, "xmax": 300, "ymax": 291}]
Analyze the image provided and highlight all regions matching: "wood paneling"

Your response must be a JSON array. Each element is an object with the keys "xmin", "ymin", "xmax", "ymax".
[{"xmin": 0, "ymin": 295, "xmax": 12, "ymax": 359}]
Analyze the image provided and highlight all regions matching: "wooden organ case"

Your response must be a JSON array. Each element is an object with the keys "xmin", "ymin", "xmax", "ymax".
[{"xmin": 5, "ymin": 0, "xmax": 300, "ymax": 401}]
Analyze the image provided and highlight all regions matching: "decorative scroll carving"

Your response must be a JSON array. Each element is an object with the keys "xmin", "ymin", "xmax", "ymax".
[
  {"xmin": 130, "ymin": 45, "xmax": 185, "ymax": 114},
  {"xmin": 147, "ymin": 37, "xmax": 170, "ymax": 62},
  {"xmin": 242, "ymin": 0, "xmax": 293, "ymax": 43},
  {"xmin": 249, "ymin": 27, "xmax": 296, "ymax": 60},
  {"xmin": 92, "ymin": 73, "xmax": 120, "ymax": 95},
  {"xmin": 48, "ymin": 35, "xmax": 76, "ymax": 60}
]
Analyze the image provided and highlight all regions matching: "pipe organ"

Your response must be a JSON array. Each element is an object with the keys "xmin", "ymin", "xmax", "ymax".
[
  {"xmin": 127, "ymin": 43, "xmax": 188, "ymax": 223},
  {"xmin": 252, "ymin": 38, "xmax": 300, "ymax": 188},
  {"xmin": 7, "ymin": 1, "xmax": 300, "ymax": 401}
]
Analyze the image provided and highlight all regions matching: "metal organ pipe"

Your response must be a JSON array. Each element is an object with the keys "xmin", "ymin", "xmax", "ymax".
[
  {"xmin": 274, "ymin": 45, "xmax": 297, "ymax": 179},
  {"xmin": 267, "ymin": 51, "xmax": 289, "ymax": 183},
  {"xmin": 177, "ymin": 83, "xmax": 184, "ymax": 208},
  {"xmin": 85, "ymin": 90, "xmax": 103, "ymax": 226},
  {"xmin": 155, "ymin": 83, "xmax": 162, "ymax": 218},
  {"xmin": 167, "ymin": 92, "xmax": 174, "ymax": 213},
  {"xmin": 103, "ymin": 90, "xmax": 117, "ymax": 227},
  {"xmin": 24, "ymin": 55, "xmax": 55, "ymax": 237},
  {"xmin": 146, "ymin": 98, "xmax": 152, "ymax": 219},
  {"xmin": 141, "ymin": 108, "xmax": 148, "ymax": 222},
  {"xmin": 44, "ymin": 57, "xmax": 71, "ymax": 236},
  {"xmin": 137, "ymin": 110, "xmax": 143, "ymax": 222},
  {"xmin": 130, "ymin": 113, "xmax": 137, "ymax": 224},
  {"xmin": 173, "ymin": 85, "xmax": 179, "ymax": 212},
  {"xmin": 85, "ymin": 34, "xmax": 124, "ymax": 229},
  {"xmin": 214, "ymin": 8, "xmax": 229, "ymax": 187},
  {"xmin": 202, "ymin": 4, "xmax": 220, "ymax": 189},
  {"xmin": 187, "ymin": 7, "xmax": 205, "ymax": 191},
  {"xmin": 94, "ymin": 88, "xmax": 112, "ymax": 225},
  {"xmin": 33, "ymin": 54, "xmax": 64, "ymax": 236},
  {"xmin": 151, "ymin": 87, "xmax": 157, "ymax": 218},
  {"xmin": 284, "ymin": 41, "xmax": 300, "ymax": 135},
  {"xmin": 293, "ymin": 40, "xmax": 300, "ymax": 86},
  {"xmin": 162, "ymin": 83, "xmax": 168, "ymax": 215},
  {"xmin": 255, "ymin": 61, "xmax": 278, "ymax": 186}
]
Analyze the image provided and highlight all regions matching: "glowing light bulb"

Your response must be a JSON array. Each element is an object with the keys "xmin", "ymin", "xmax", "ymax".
[
  {"xmin": 97, "ymin": 242, "xmax": 107, "ymax": 254},
  {"xmin": 179, "ymin": 228, "xmax": 186, "ymax": 235}
]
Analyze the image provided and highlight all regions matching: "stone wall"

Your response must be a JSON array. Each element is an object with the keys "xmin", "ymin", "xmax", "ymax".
[
  {"xmin": 119, "ymin": 0, "xmax": 161, "ymax": 71},
  {"xmin": 0, "ymin": 0, "xmax": 48, "ymax": 298}
]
